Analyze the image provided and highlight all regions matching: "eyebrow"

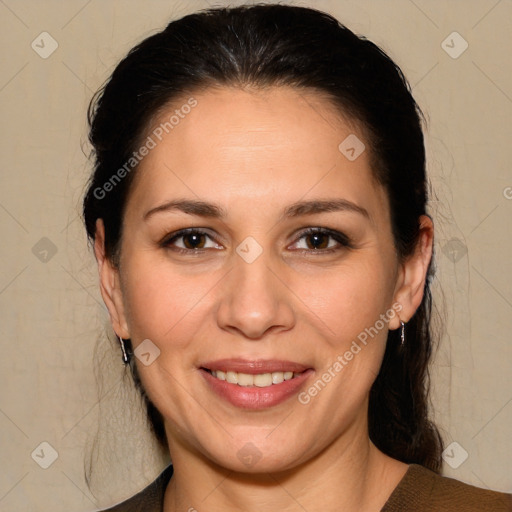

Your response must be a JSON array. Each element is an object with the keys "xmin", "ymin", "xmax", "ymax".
[{"xmin": 143, "ymin": 198, "xmax": 370, "ymax": 222}]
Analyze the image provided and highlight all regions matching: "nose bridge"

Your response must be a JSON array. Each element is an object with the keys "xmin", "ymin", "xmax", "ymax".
[
  {"xmin": 234, "ymin": 246, "xmax": 275, "ymax": 301},
  {"xmin": 216, "ymin": 238, "xmax": 295, "ymax": 338}
]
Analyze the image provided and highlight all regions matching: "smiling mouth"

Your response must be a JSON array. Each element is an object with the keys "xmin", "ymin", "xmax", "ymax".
[{"xmin": 203, "ymin": 368, "xmax": 306, "ymax": 387}]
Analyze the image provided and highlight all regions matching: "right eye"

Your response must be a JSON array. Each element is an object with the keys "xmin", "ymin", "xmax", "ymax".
[{"xmin": 161, "ymin": 228, "xmax": 223, "ymax": 253}]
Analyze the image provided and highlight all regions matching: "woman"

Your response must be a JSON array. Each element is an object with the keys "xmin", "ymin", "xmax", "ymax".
[{"xmin": 82, "ymin": 4, "xmax": 512, "ymax": 511}]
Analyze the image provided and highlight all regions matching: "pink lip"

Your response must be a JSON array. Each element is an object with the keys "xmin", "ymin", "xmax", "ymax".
[
  {"xmin": 200, "ymin": 358, "xmax": 311, "ymax": 374},
  {"xmin": 199, "ymin": 360, "xmax": 314, "ymax": 409}
]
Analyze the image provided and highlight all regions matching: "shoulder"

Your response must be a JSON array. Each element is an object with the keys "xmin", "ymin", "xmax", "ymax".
[
  {"xmin": 382, "ymin": 464, "xmax": 512, "ymax": 512},
  {"xmin": 95, "ymin": 464, "xmax": 174, "ymax": 512}
]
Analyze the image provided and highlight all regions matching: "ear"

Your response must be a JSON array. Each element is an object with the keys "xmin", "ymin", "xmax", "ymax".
[
  {"xmin": 93, "ymin": 218, "xmax": 130, "ymax": 339},
  {"xmin": 389, "ymin": 215, "xmax": 434, "ymax": 330}
]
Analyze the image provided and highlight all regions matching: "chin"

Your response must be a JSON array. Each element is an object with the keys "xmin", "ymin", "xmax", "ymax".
[{"xmin": 201, "ymin": 432, "xmax": 309, "ymax": 475}]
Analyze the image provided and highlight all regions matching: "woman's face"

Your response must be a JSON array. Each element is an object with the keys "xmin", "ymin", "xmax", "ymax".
[{"xmin": 97, "ymin": 86, "xmax": 429, "ymax": 472}]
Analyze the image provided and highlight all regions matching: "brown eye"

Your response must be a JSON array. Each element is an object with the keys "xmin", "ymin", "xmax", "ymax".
[
  {"xmin": 162, "ymin": 229, "xmax": 222, "ymax": 252},
  {"xmin": 304, "ymin": 231, "xmax": 330, "ymax": 250},
  {"xmin": 182, "ymin": 232, "xmax": 207, "ymax": 249},
  {"xmin": 291, "ymin": 228, "xmax": 352, "ymax": 253}
]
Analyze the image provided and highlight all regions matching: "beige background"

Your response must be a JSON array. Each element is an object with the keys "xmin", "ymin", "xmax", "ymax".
[{"xmin": 1, "ymin": 0, "xmax": 511, "ymax": 510}]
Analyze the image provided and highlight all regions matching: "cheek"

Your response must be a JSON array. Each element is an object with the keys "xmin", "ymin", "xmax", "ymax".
[
  {"xmin": 121, "ymin": 255, "xmax": 213, "ymax": 347},
  {"xmin": 293, "ymin": 259, "xmax": 395, "ymax": 348},
  {"xmin": 292, "ymin": 264, "xmax": 395, "ymax": 422}
]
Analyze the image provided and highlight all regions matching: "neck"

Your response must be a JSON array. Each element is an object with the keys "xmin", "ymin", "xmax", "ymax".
[{"xmin": 163, "ymin": 420, "xmax": 408, "ymax": 512}]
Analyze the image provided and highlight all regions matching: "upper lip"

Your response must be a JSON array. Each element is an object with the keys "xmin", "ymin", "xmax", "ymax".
[{"xmin": 200, "ymin": 358, "xmax": 311, "ymax": 374}]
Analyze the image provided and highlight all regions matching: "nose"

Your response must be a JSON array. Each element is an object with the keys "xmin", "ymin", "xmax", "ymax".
[{"xmin": 216, "ymin": 247, "xmax": 296, "ymax": 340}]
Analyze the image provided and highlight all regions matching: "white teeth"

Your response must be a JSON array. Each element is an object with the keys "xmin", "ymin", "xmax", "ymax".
[
  {"xmin": 210, "ymin": 369, "xmax": 302, "ymax": 386},
  {"xmin": 237, "ymin": 373, "xmax": 254, "ymax": 387},
  {"xmin": 253, "ymin": 373, "xmax": 273, "ymax": 387},
  {"xmin": 272, "ymin": 372, "xmax": 284, "ymax": 384},
  {"xmin": 226, "ymin": 371, "xmax": 238, "ymax": 384}
]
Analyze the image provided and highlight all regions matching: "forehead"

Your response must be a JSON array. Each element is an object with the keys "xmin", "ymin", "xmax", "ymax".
[{"xmin": 125, "ymin": 86, "xmax": 387, "ymax": 222}]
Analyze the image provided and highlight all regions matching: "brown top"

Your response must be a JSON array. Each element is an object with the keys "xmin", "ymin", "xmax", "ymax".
[
  {"xmin": 99, "ymin": 463, "xmax": 512, "ymax": 511},
  {"xmin": 381, "ymin": 464, "xmax": 512, "ymax": 511}
]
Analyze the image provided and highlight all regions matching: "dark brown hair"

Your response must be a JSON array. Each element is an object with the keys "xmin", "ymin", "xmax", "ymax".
[{"xmin": 83, "ymin": 3, "xmax": 443, "ymax": 472}]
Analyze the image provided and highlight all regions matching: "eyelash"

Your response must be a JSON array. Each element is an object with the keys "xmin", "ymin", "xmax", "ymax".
[{"xmin": 160, "ymin": 227, "xmax": 353, "ymax": 255}]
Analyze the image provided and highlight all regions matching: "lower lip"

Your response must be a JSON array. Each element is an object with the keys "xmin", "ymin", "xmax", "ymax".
[{"xmin": 200, "ymin": 368, "xmax": 314, "ymax": 409}]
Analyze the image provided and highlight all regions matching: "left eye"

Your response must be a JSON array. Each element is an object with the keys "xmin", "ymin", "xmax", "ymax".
[{"xmin": 290, "ymin": 228, "xmax": 351, "ymax": 252}]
